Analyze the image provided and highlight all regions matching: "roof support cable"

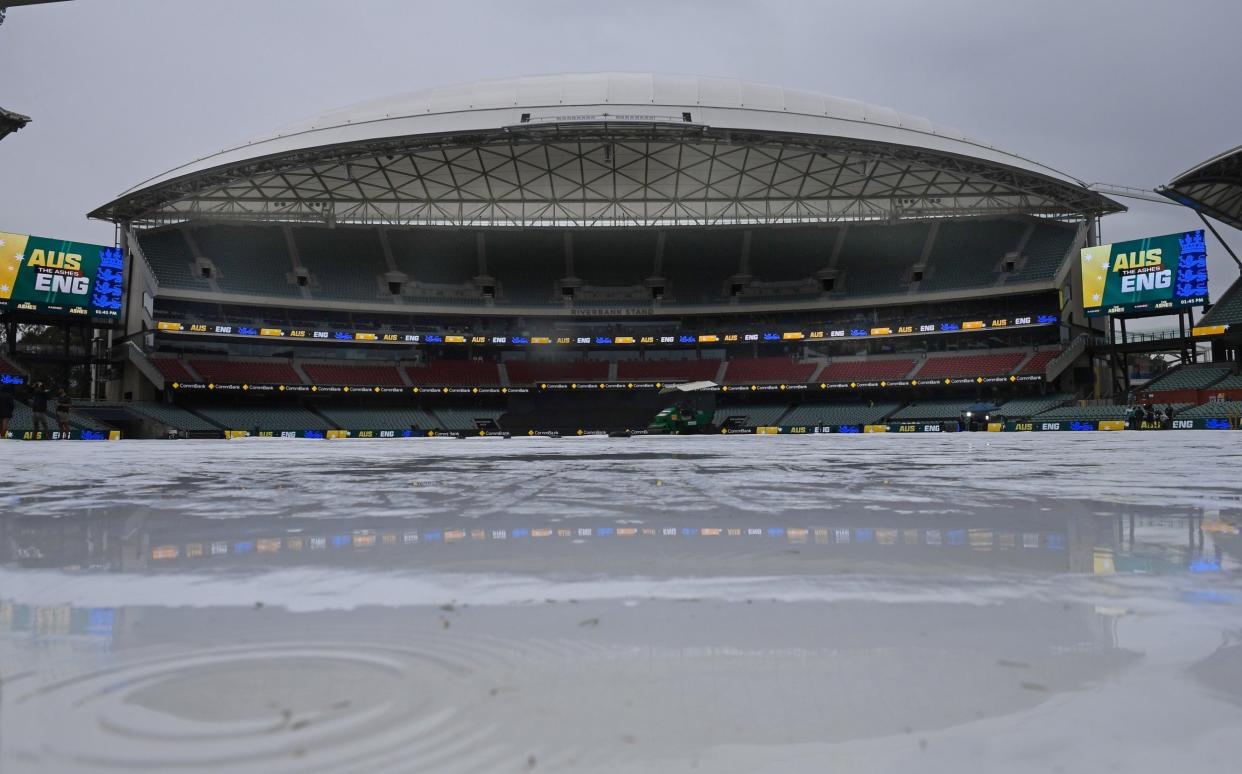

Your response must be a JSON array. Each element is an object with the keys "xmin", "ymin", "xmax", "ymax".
[{"xmin": 1197, "ymin": 210, "xmax": 1242, "ymax": 274}]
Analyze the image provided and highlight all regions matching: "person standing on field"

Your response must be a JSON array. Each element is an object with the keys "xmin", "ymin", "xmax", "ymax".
[
  {"xmin": 56, "ymin": 388, "xmax": 72, "ymax": 436},
  {"xmin": 29, "ymin": 381, "xmax": 50, "ymax": 437},
  {"xmin": 0, "ymin": 384, "xmax": 14, "ymax": 439}
]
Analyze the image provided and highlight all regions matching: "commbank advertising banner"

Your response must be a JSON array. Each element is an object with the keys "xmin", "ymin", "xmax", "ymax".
[
  {"xmin": 1080, "ymin": 230, "xmax": 1208, "ymax": 317},
  {"xmin": 0, "ymin": 231, "xmax": 124, "ymax": 319}
]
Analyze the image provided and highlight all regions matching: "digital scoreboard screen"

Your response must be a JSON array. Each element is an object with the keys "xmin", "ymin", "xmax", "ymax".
[
  {"xmin": 0, "ymin": 230, "xmax": 124, "ymax": 319},
  {"xmin": 1080, "ymin": 230, "xmax": 1208, "ymax": 317}
]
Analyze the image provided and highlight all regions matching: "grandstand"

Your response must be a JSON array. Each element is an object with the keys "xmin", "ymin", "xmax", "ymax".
[
  {"xmin": 189, "ymin": 358, "xmax": 301, "ymax": 385},
  {"xmin": 1175, "ymin": 400, "xmax": 1242, "ymax": 419},
  {"xmin": 913, "ymin": 351, "xmax": 1027, "ymax": 380},
  {"xmin": 293, "ymin": 227, "xmax": 388, "ymax": 302},
  {"xmin": 817, "ymin": 358, "xmax": 916, "ymax": 383},
  {"xmin": 191, "ymin": 225, "xmax": 300, "ymax": 298},
  {"xmin": 781, "ymin": 402, "xmax": 900, "ymax": 426},
  {"xmin": 712, "ymin": 404, "xmax": 789, "ymax": 428},
  {"xmin": 316, "ymin": 407, "xmax": 440, "ymax": 431},
  {"xmin": 405, "ymin": 360, "xmax": 501, "ymax": 386},
  {"xmin": 505, "ymin": 360, "xmax": 609, "ymax": 386},
  {"xmin": 1, "ymin": 354, "xmax": 24, "ymax": 378},
  {"xmin": 1032, "ymin": 404, "xmax": 1135, "ymax": 421},
  {"xmin": 1016, "ymin": 349, "xmax": 1061, "ymax": 376},
  {"xmin": 1011, "ymin": 222, "xmax": 1081, "ymax": 282},
  {"xmin": 300, "ymin": 362, "xmax": 405, "ymax": 387},
  {"xmin": 1211, "ymin": 371, "xmax": 1242, "ymax": 391},
  {"xmin": 889, "ymin": 400, "xmax": 978, "ymax": 421},
  {"xmin": 433, "ymin": 407, "xmax": 504, "ymax": 431},
  {"xmin": 149, "ymin": 356, "xmax": 198, "ymax": 383},
  {"xmin": 123, "ymin": 401, "xmax": 221, "ymax": 432},
  {"xmin": 83, "ymin": 73, "xmax": 1136, "ymax": 434},
  {"xmin": 921, "ymin": 219, "xmax": 1025, "ymax": 291},
  {"xmin": 194, "ymin": 406, "xmax": 332, "ymax": 432},
  {"xmin": 5, "ymin": 400, "xmax": 113, "ymax": 434},
  {"xmin": 1142, "ymin": 364, "xmax": 1235, "ymax": 392},
  {"xmin": 994, "ymin": 394, "xmax": 1072, "ymax": 418},
  {"xmin": 616, "ymin": 359, "xmax": 721, "ymax": 383},
  {"xmin": 722, "ymin": 358, "xmax": 817, "ymax": 385}
]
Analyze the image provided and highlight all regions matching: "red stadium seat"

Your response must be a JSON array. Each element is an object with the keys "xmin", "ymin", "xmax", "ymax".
[
  {"xmin": 0, "ymin": 355, "xmax": 24, "ymax": 377},
  {"xmin": 817, "ymin": 359, "xmax": 915, "ymax": 382},
  {"xmin": 150, "ymin": 357, "xmax": 196, "ymax": 383},
  {"xmin": 615, "ymin": 360, "xmax": 721, "ymax": 382},
  {"xmin": 1017, "ymin": 349, "xmax": 1061, "ymax": 375},
  {"xmin": 301, "ymin": 362, "xmax": 405, "ymax": 386},
  {"xmin": 721, "ymin": 357, "xmax": 817, "ymax": 384},
  {"xmin": 189, "ymin": 358, "xmax": 302, "ymax": 385},
  {"xmin": 404, "ymin": 360, "xmax": 501, "ymax": 386},
  {"xmin": 913, "ymin": 352, "xmax": 1026, "ymax": 379},
  {"xmin": 505, "ymin": 361, "xmax": 610, "ymax": 385}
]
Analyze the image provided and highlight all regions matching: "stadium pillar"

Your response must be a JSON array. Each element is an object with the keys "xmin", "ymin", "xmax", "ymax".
[
  {"xmin": 1106, "ymin": 316, "xmax": 1130, "ymax": 398},
  {"xmin": 1185, "ymin": 308, "xmax": 1198, "ymax": 364},
  {"xmin": 1118, "ymin": 317, "xmax": 1130, "ymax": 395}
]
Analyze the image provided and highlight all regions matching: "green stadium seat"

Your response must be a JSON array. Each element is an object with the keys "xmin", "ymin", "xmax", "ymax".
[
  {"xmin": 194, "ymin": 406, "xmax": 332, "ymax": 431},
  {"xmin": 315, "ymin": 407, "xmax": 440, "ymax": 430},
  {"xmin": 712, "ymin": 404, "xmax": 790, "ymax": 427},
  {"xmin": 780, "ymin": 402, "xmax": 899, "ymax": 426}
]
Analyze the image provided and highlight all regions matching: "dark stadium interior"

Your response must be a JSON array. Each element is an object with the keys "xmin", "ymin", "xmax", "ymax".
[
  {"xmin": 10, "ymin": 206, "xmax": 1227, "ymax": 437},
  {"xmin": 135, "ymin": 217, "xmax": 1078, "ymax": 308}
]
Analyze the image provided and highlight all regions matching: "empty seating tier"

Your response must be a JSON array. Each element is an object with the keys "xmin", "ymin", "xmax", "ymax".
[
  {"xmin": 1033, "ymin": 404, "xmax": 1132, "ymax": 421},
  {"xmin": 1017, "ymin": 350, "xmax": 1061, "ymax": 375},
  {"xmin": 5, "ymin": 401, "xmax": 113, "ymax": 433},
  {"xmin": 921, "ymin": 219, "xmax": 1025, "ymax": 291},
  {"xmin": 301, "ymin": 363, "xmax": 405, "ymax": 386},
  {"xmin": 1143, "ymin": 365, "xmax": 1233, "ymax": 392},
  {"xmin": 721, "ymin": 357, "xmax": 817, "ymax": 384},
  {"xmin": 914, "ymin": 352, "xmax": 1026, "ymax": 379},
  {"xmin": 294, "ymin": 227, "xmax": 387, "ymax": 301},
  {"xmin": 191, "ymin": 225, "xmax": 299, "ymax": 297},
  {"xmin": 404, "ymin": 360, "xmax": 501, "ymax": 386},
  {"xmin": 387, "ymin": 229, "xmax": 478, "ymax": 286},
  {"xmin": 433, "ymin": 407, "xmax": 503, "ymax": 431},
  {"xmin": 136, "ymin": 229, "xmax": 209, "ymax": 290},
  {"xmin": 712, "ymin": 404, "xmax": 790, "ymax": 428},
  {"xmin": 993, "ymin": 394, "xmax": 1072, "ymax": 418},
  {"xmin": 1176, "ymin": 401, "xmax": 1242, "ymax": 419},
  {"xmin": 486, "ymin": 230, "xmax": 565, "ymax": 305},
  {"xmin": 150, "ymin": 357, "xmax": 197, "ymax": 383},
  {"xmin": 127, "ymin": 402, "xmax": 222, "ymax": 432},
  {"xmin": 505, "ymin": 361, "xmax": 610, "ymax": 385},
  {"xmin": 781, "ymin": 402, "xmax": 899, "ymax": 426},
  {"xmin": 889, "ymin": 400, "xmax": 978, "ymax": 420},
  {"xmin": 817, "ymin": 359, "xmax": 915, "ymax": 382},
  {"xmin": 835, "ymin": 222, "xmax": 927, "ymax": 297},
  {"xmin": 746, "ymin": 227, "xmax": 833, "ymax": 282},
  {"xmin": 315, "ymin": 407, "xmax": 440, "ymax": 430},
  {"xmin": 189, "ymin": 359, "xmax": 302, "ymax": 385},
  {"xmin": 1210, "ymin": 372, "xmax": 1242, "ymax": 391},
  {"xmin": 615, "ymin": 360, "xmax": 720, "ymax": 382},
  {"xmin": 661, "ymin": 229, "xmax": 742, "ymax": 305},
  {"xmin": 195, "ymin": 407, "xmax": 332, "ymax": 431},
  {"xmin": 1010, "ymin": 222, "xmax": 1078, "ymax": 283}
]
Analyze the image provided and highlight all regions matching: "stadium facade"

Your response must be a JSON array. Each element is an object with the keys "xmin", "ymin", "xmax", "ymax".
[{"xmin": 73, "ymin": 73, "xmax": 1151, "ymax": 436}]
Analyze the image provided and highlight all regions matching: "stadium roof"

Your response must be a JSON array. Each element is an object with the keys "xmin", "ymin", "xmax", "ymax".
[
  {"xmin": 1198, "ymin": 275, "xmax": 1242, "ymax": 328},
  {"xmin": 92, "ymin": 72, "xmax": 1123, "ymax": 228},
  {"xmin": 0, "ymin": 107, "xmax": 31, "ymax": 142},
  {"xmin": 1158, "ymin": 145, "xmax": 1242, "ymax": 231}
]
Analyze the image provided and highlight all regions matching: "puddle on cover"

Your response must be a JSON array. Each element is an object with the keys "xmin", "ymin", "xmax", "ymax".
[{"xmin": 2, "ymin": 433, "xmax": 1242, "ymax": 772}]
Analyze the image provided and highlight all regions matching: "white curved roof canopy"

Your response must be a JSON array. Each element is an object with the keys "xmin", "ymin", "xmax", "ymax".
[{"xmin": 93, "ymin": 73, "xmax": 1121, "ymax": 226}]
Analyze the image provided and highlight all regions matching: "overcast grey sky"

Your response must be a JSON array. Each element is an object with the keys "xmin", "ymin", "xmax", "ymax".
[{"xmin": 2, "ymin": 0, "xmax": 1240, "ymax": 300}]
